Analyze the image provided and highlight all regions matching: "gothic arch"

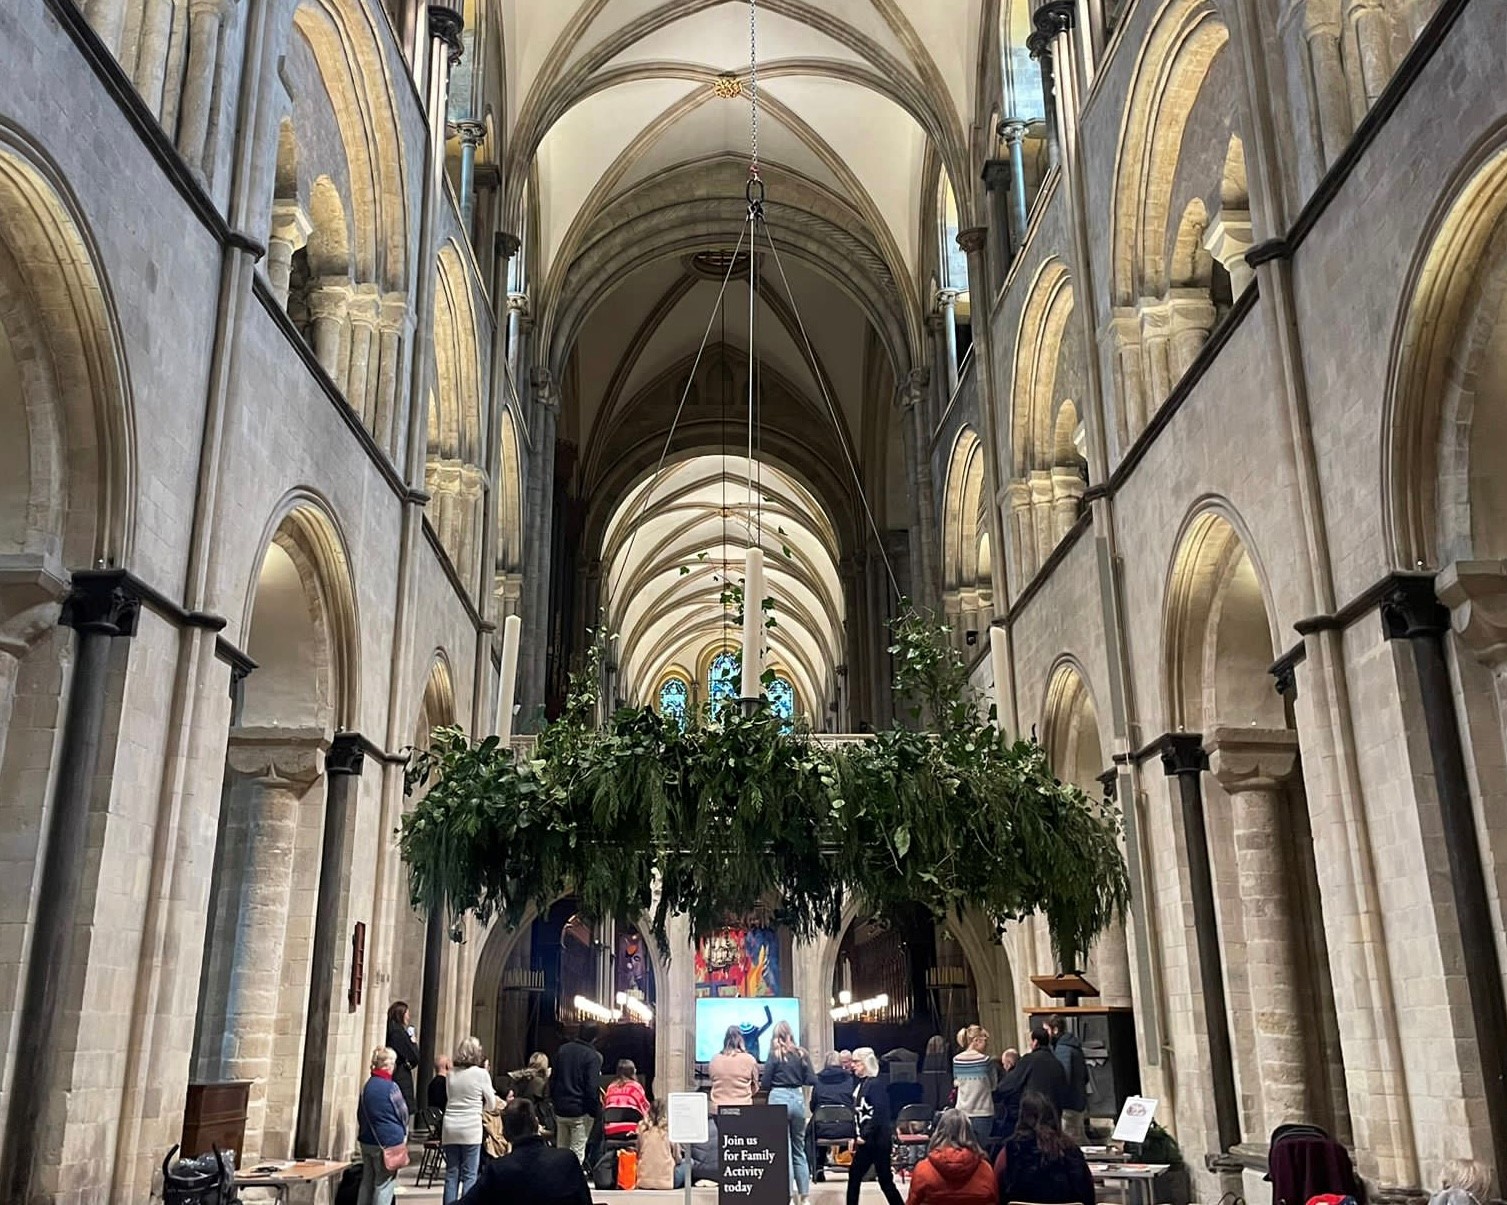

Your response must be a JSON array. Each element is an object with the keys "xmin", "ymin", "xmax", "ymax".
[
  {"xmin": 1384, "ymin": 133, "xmax": 1507, "ymax": 570},
  {"xmin": 0, "ymin": 125, "xmax": 134, "ymax": 569},
  {"xmin": 427, "ymin": 242, "xmax": 487, "ymax": 588},
  {"xmin": 941, "ymin": 426, "xmax": 992, "ymax": 645}
]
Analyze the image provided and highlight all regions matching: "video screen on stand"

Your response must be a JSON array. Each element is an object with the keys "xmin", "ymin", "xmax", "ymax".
[{"xmin": 693, "ymin": 997, "xmax": 802, "ymax": 1064}]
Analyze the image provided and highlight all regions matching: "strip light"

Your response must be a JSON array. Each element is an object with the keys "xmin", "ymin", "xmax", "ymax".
[
  {"xmin": 829, "ymin": 993, "xmax": 889, "ymax": 1021},
  {"xmin": 574, "ymin": 995, "xmax": 617, "ymax": 1024},
  {"xmin": 616, "ymin": 992, "xmax": 654, "ymax": 1024}
]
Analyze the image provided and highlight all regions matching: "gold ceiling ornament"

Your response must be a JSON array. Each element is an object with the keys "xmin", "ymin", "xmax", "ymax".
[{"xmin": 712, "ymin": 73, "xmax": 743, "ymax": 99}]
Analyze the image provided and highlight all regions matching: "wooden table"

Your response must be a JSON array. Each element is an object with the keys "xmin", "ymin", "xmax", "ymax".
[
  {"xmin": 234, "ymin": 1159, "xmax": 351, "ymax": 1203},
  {"xmin": 1090, "ymin": 1161, "xmax": 1170, "ymax": 1205}
]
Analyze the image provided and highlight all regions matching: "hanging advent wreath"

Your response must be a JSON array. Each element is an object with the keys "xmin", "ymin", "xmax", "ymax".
[{"xmin": 399, "ymin": 609, "xmax": 1130, "ymax": 972}]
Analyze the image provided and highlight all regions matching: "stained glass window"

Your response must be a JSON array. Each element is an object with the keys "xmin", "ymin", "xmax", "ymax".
[
  {"xmin": 767, "ymin": 676, "xmax": 795, "ymax": 722},
  {"xmin": 658, "ymin": 677, "xmax": 689, "ymax": 727},
  {"xmin": 709, "ymin": 650, "xmax": 740, "ymax": 703}
]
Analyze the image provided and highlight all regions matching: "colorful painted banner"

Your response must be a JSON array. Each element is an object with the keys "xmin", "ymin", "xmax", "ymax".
[{"xmin": 695, "ymin": 927, "xmax": 780, "ymax": 998}]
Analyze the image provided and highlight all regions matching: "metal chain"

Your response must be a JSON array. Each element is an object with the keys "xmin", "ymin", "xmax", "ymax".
[{"xmin": 748, "ymin": 0, "xmax": 759, "ymax": 179}]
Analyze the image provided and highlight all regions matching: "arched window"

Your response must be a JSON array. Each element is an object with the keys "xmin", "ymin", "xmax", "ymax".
[
  {"xmin": 767, "ymin": 675, "xmax": 795, "ymax": 722},
  {"xmin": 709, "ymin": 650, "xmax": 739, "ymax": 703},
  {"xmin": 658, "ymin": 676, "xmax": 689, "ymax": 727},
  {"xmin": 939, "ymin": 176, "xmax": 970, "ymax": 294},
  {"xmin": 1001, "ymin": 0, "xmax": 1047, "ymax": 122}
]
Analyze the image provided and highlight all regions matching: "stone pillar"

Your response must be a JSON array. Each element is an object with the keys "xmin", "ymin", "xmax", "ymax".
[
  {"xmin": 896, "ymin": 367, "xmax": 939, "ymax": 614},
  {"xmin": 175, "ymin": 0, "xmax": 228, "ymax": 175},
  {"xmin": 346, "ymin": 285, "xmax": 382, "ymax": 426},
  {"xmin": 376, "ymin": 293, "xmax": 407, "ymax": 461},
  {"xmin": 266, "ymin": 205, "xmax": 308, "ymax": 309},
  {"xmin": 505, "ymin": 291, "xmax": 528, "ymax": 397},
  {"xmin": 0, "ymin": 572, "xmax": 138, "ymax": 1205},
  {"xmin": 1001, "ymin": 120, "xmax": 1032, "ymax": 252},
  {"xmin": 454, "ymin": 120, "xmax": 487, "ymax": 237},
  {"xmin": 1408, "ymin": 568, "xmax": 1507, "ymax": 1178},
  {"xmin": 307, "ymin": 280, "xmax": 351, "ymax": 385},
  {"xmin": 1207, "ymin": 726, "xmax": 1310, "ymax": 1128},
  {"xmin": 294, "ymin": 732, "xmax": 365, "ymax": 1157},
  {"xmin": 1204, "ymin": 209, "xmax": 1256, "ymax": 297},
  {"xmin": 982, "ymin": 158, "xmax": 1014, "ymax": 287},
  {"xmin": 1303, "ymin": 13, "xmax": 1353, "ymax": 169},
  {"xmin": 1029, "ymin": 2, "xmax": 1079, "ymax": 169},
  {"xmin": 926, "ymin": 311, "xmax": 949, "ymax": 429},
  {"xmin": 1160, "ymin": 733, "xmax": 1241, "ymax": 1154},
  {"xmin": 1029, "ymin": 469, "xmax": 1055, "ymax": 569},
  {"xmin": 524, "ymin": 369, "xmax": 560, "ymax": 723},
  {"xmin": 218, "ymin": 727, "xmax": 327, "ymax": 1156},
  {"xmin": 1049, "ymin": 465, "xmax": 1085, "ymax": 543},
  {"xmin": 1167, "ymin": 291, "xmax": 1218, "ymax": 381},
  {"xmin": 1105, "ymin": 311, "xmax": 1143, "ymax": 448},
  {"xmin": 937, "ymin": 289, "xmax": 961, "ymax": 399},
  {"xmin": 457, "ymin": 463, "xmax": 487, "ymax": 590},
  {"xmin": 1006, "ymin": 479, "xmax": 1033, "ymax": 590}
]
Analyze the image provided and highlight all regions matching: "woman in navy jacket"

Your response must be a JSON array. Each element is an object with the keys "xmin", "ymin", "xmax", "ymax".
[{"xmin": 357, "ymin": 1046, "xmax": 411, "ymax": 1205}]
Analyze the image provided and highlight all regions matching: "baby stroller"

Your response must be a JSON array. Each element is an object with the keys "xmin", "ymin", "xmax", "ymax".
[{"xmin": 161, "ymin": 1144, "xmax": 236, "ymax": 1205}]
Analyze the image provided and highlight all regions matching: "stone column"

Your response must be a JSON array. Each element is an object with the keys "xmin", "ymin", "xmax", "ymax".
[
  {"xmin": 936, "ymin": 288, "xmax": 961, "ymax": 399},
  {"xmin": 1160, "ymin": 733, "xmax": 1241, "ymax": 1154},
  {"xmin": 1029, "ymin": 1, "xmax": 1079, "ymax": 169},
  {"xmin": 523, "ymin": 369, "xmax": 560, "ymax": 724},
  {"xmin": 1029, "ymin": 469, "xmax": 1055, "ymax": 569},
  {"xmin": 175, "ymin": 0, "xmax": 228, "ymax": 176},
  {"xmin": 1204, "ymin": 209, "xmax": 1256, "ymax": 297},
  {"xmin": 294, "ymin": 732, "xmax": 365, "ymax": 1157},
  {"xmin": 1302, "ymin": 13, "xmax": 1352, "ymax": 169},
  {"xmin": 896, "ymin": 367, "xmax": 939, "ymax": 614},
  {"xmin": 266, "ymin": 204, "xmax": 308, "ymax": 309},
  {"xmin": 1207, "ymin": 726, "xmax": 1309, "ymax": 1128},
  {"xmin": 376, "ymin": 293, "xmax": 407, "ymax": 461},
  {"xmin": 1001, "ymin": 120, "xmax": 1032, "ymax": 252},
  {"xmin": 457, "ymin": 462, "xmax": 487, "ymax": 591},
  {"xmin": 454, "ymin": 120, "xmax": 487, "ymax": 237},
  {"xmin": 1104, "ymin": 312, "xmax": 1143, "ymax": 449},
  {"xmin": 1167, "ymin": 291, "xmax": 1218, "ymax": 381},
  {"xmin": 0, "ymin": 572, "xmax": 138, "ymax": 1205},
  {"xmin": 1006, "ymin": 479, "xmax": 1033, "ymax": 590},
  {"xmin": 346, "ymin": 285, "xmax": 382, "ymax": 426},
  {"xmin": 982, "ymin": 158, "xmax": 1014, "ymax": 287},
  {"xmin": 926, "ymin": 311, "xmax": 949, "ymax": 429},
  {"xmin": 219, "ymin": 727, "xmax": 327, "ymax": 1156},
  {"xmin": 505, "ymin": 291, "xmax": 528, "ymax": 397},
  {"xmin": 307, "ymin": 280, "xmax": 351, "ymax": 385},
  {"xmin": 1050, "ymin": 465, "xmax": 1085, "ymax": 544}
]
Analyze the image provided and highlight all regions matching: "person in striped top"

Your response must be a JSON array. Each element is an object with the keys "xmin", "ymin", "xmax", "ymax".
[{"xmin": 952, "ymin": 1025, "xmax": 996, "ymax": 1146}]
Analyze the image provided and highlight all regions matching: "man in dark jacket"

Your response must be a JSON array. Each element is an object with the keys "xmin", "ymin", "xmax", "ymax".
[
  {"xmin": 458, "ymin": 1099, "xmax": 591, "ymax": 1205},
  {"xmin": 550, "ymin": 1023, "xmax": 603, "ymax": 1168},
  {"xmin": 996, "ymin": 1027, "xmax": 1069, "ymax": 1120},
  {"xmin": 810, "ymin": 1051, "xmax": 857, "ymax": 1180},
  {"xmin": 1046, "ymin": 1016, "xmax": 1091, "ymax": 1140}
]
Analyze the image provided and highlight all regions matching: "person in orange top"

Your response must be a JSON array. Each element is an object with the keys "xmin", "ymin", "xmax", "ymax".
[
  {"xmin": 907, "ymin": 1109, "xmax": 999, "ymax": 1205},
  {"xmin": 603, "ymin": 1060, "xmax": 651, "ymax": 1137}
]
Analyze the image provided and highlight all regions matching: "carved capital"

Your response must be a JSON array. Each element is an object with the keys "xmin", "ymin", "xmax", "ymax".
[
  {"xmin": 505, "ymin": 290, "xmax": 529, "ymax": 315},
  {"xmin": 347, "ymin": 282, "xmax": 382, "ymax": 328},
  {"xmin": 998, "ymin": 119, "xmax": 1031, "ymax": 145},
  {"xmin": 935, "ymin": 287, "xmax": 962, "ymax": 311},
  {"xmin": 1205, "ymin": 726, "xmax": 1299, "ymax": 793},
  {"xmin": 0, "ymin": 554, "xmax": 70, "ymax": 658},
  {"xmin": 1158, "ymin": 732, "xmax": 1208, "ymax": 777},
  {"xmin": 895, "ymin": 366, "xmax": 930, "ymax": 411},
  {"xmin": 452, "ymin": 119, "xmax": 487, "ymax": 148},
  {"xmin": 60, "ymin": 569, "xmax": 143, "ymax": 638},
  {"xmin": 1436, "ymin": 559, "xmax": 1507, "ymax": 670},
  {"xmin": 306, "ymin": 279, "xmax": 352, "ymax": 322},
  {"xmin": 427, "ymin": 2, "xmax": 464, "ymax": 64},
  {"xmin": 1380, "ymin": 574, "xmax": 1449, "ymax": 642},
  {"xmin": 225, "ymin": 726, "xmax": 329, "ymax": 787},
  {"xmin": 326, "ymin": 731, "xmax": 368, "ymax": 777},
  {"xmin": 955, "ymin": 226, "xmax": 988, "ymax": 256},
  {"xmin": 982, "ymin": 158, "xmax": 1013, "ymax": 190},
  {"xmin": 380, "ymin": 291, "xmax": 408, "ymax": 331},
  {"xmin": 532, "ymin": 366, "xmax": 559, "ymax": 411},
  {"xmin": 496, "ymin": 232, "xmax": 522, "ymax": 261}
]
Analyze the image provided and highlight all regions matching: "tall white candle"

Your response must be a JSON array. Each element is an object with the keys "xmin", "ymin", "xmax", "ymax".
[
  {"xmin": 740, "ymin": 546, "xmax": 765, "ymax": 699},
  {"xmin": 496, "ymin": 613, "xmax": 521, "ymax": 743},
  {"xmin": 989, "ymin": 624, "xmax": 1010, "ymax": 733}
]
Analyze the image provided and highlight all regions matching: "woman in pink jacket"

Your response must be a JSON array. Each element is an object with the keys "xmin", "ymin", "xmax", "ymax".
[{"xmin": 708, "ymin": 1027, "xmax": 760, "ymax": 1110}]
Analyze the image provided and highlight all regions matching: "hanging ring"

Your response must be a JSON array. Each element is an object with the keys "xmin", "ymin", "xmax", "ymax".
[{"xmin": 746, "ymin": 174, "xmax": 766, "ymax": 212}]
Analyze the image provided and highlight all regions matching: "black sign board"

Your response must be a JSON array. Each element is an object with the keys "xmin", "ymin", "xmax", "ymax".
[{"xmin": 717, "ymin": 1104, "xmax": 790, "ymax": 1203}]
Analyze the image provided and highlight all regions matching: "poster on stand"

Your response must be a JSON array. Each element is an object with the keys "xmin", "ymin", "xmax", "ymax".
[{"xmin": 717, "ymin": 1105, "xmax": 789, "ymax": 1204}]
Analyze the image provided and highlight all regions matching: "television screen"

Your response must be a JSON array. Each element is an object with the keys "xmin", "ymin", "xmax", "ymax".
[{"xmin": 694, "ymin": 996, "xmax": 802, "ymax": 1063}]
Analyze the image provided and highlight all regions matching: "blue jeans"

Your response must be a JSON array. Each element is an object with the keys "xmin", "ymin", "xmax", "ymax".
[
  {"xmin": 356, "ymin": 1144, "xmax": 398, "ymax": 1205},
  {"xmin": 442, "ymin": 1142, "xmax": 480, "ymax": 1203},
  {"xmin": 768, "ymin": 1087, "xmax": 811, "ymax": 1195}
]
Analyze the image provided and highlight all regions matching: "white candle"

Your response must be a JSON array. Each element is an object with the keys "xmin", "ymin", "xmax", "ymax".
[
  {"xmin": 496, "ymin": 613, "xmax": 521, "ymax": 743},
  {"xmin": 989, "ymin": 624, "xmax": 1010, "ymax": 733},
  {"xmin": 740, "ymin": 546, "xmax": 765, "ymax": 699}
]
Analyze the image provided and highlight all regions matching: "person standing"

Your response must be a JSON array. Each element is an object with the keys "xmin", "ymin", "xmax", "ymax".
[
  {"xmin": 457, "ymin": 1099, "xmax": 592, "ymax": 1205},
  {"xmin": 848, "ymin": 1047, "xmax": 905, "ymax": 1205},
  {"xmin": 995, "ymin": 1027, "xmax": 1068, "ymax": 1115},
  {"xmin": 385, "ymin": 1001, "xmax": 421, "ymax": 1114},
  {"xmin": 550, "ymin": 1022, "xmax": 603, "ymax": 1168},
  {"xmin": 1045, "ymin": 1018, "xmax": 1090, "ymax": 1141},
  {"xmin": 906, "ymin": 1108, "xmax": 999, "ymax": 1204},
  {"xmin": 709, "ymin": 1027, "xmax": 760, "ymax": 1110},
  {"xmin": 356, "ymin": 1046, "xmax": 409, "ymax": 1205},
  {"xmin": 952, "ymin": 1025, "xmax": 996, "ymax": 1147},
  {"xmin": 441, "ymin": 1037, "xmax": 497, "ymax": 1203},
  {"xmin": 761, "ymin": 1020, "xmax": 816, "ymax": 1205}
]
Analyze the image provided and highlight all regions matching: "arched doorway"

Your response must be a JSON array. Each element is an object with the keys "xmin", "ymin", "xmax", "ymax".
[
  {"xmin": 1164, "ymin": 509, "xmax": 1349, "ymax": 1146},
  {"xmin": 190, "ymin": 503, "xmax": 356, "ymax": 1161}
]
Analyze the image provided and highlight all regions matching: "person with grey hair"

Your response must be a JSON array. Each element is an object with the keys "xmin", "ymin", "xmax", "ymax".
[
  {"xmin": 847, "ymin": 1047, "xmax": 904, "ymax": 1205},
  {"xmin": 357, "ymin": 1046, "xmax": 409, "ymax": 1205},
  {"xmin": 1430, "ymin": 1159, "xmax": 1492, "ymax": 1205},
  {"xmin": 442, "ymin": 1036, "xmax": 497, "ymax": 1203}
]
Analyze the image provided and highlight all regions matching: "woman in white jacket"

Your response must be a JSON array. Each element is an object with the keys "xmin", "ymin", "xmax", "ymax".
[{"xmin": 441, "ymin": 1036, "xmax": 497, "ymax": 1203}]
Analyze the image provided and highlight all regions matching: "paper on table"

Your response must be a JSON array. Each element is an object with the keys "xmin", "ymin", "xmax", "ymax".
[
  {"xmin": 1111, "ymin": 1095, "xmax": 1158, "ymax": 1143},
  {"xmin": 668, "ymin": 1091, "xmax": 709, "ymax": 1145}
]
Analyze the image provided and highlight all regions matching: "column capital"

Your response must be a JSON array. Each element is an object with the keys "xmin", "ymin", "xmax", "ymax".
[
  {"xmin": 935, "ymin": 286, "xmax": 962, "ymax": 309},
  {"xmin": 998, "ymin": 118, "xmax": 1031, "ymax": 144},
  {"xmin": 532, "ymin": 367, "xmax": 559, "ymax": 411},
  {"xmin": 326, "ymin": 731, "xmax": 368, "ymax": 777},
  {"xmin": 1158, "ymin": 732, "xmax": 1208, "ymax": 777},
  {"xmin": 306, "ymin": 279, "xmax": 352, "ymax": 322},
  {"xmin": 955, "ymin": 226, "xmax": 988, "ymax": 256},
  {"xmin": 982, "ymin": 158, "xmax": 1013, "ymax": 190},
  {"xmin": 60, "ymin": 569, "xmax": 143, "ymax": 638},
  {"xmin": 1205, "ymin": 726, "xmax": 1299, "ymax": 792},
  {"xmin": 225, "ymin": 726, "xmax": 329, "ymax": 787},
  {"xmin": 496, "ymin": 232, "xmax": 522, "ymax": 260},
  {"xmin": 1380, "ymin": 573, "xmax": 1449, "ymax": 641},
  {"xmin": 347, "ymin": 283, "xmax": 382, "ymax": 327},
  {"xmin": 505, "ymin": 290, "xmax": 529, "ymax": 314},
  {"xmin": 1030, "ymin": 0, "xmax": 1076, "ymax": 55},
  {"xmin": 1096, "ymin": 766, "xmax": 1118, "ymax": 802},
  {"xmin": 1436, "ymin": 559, "xmax": 1507, "ymax": 670},
  {"xmin": 0, "ymin": 554, "xmax": 70, "ymax": 657},
  {"xmin": 451, "ymin": 119, "xmax": 487, "ymax": 147},
  {"xmin": 427, "ymin": 2, "xmax": 464, "ymax": 63}
]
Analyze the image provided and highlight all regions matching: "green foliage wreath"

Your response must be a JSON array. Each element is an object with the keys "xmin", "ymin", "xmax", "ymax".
[{"xmin": 400, "ymin": 610, "xmax": 1129, "ymax": 970}]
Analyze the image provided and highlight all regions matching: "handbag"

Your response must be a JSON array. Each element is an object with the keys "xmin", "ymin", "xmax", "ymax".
[{"xmin": 382, "ymin": 1143, "xmax": 410, "ymax": 1173}]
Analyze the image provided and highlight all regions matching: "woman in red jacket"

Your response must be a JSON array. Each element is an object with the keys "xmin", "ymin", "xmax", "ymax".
[{"xmin": 908, "ymin": 1109, "xmax": 999, "ymax": 1205}]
